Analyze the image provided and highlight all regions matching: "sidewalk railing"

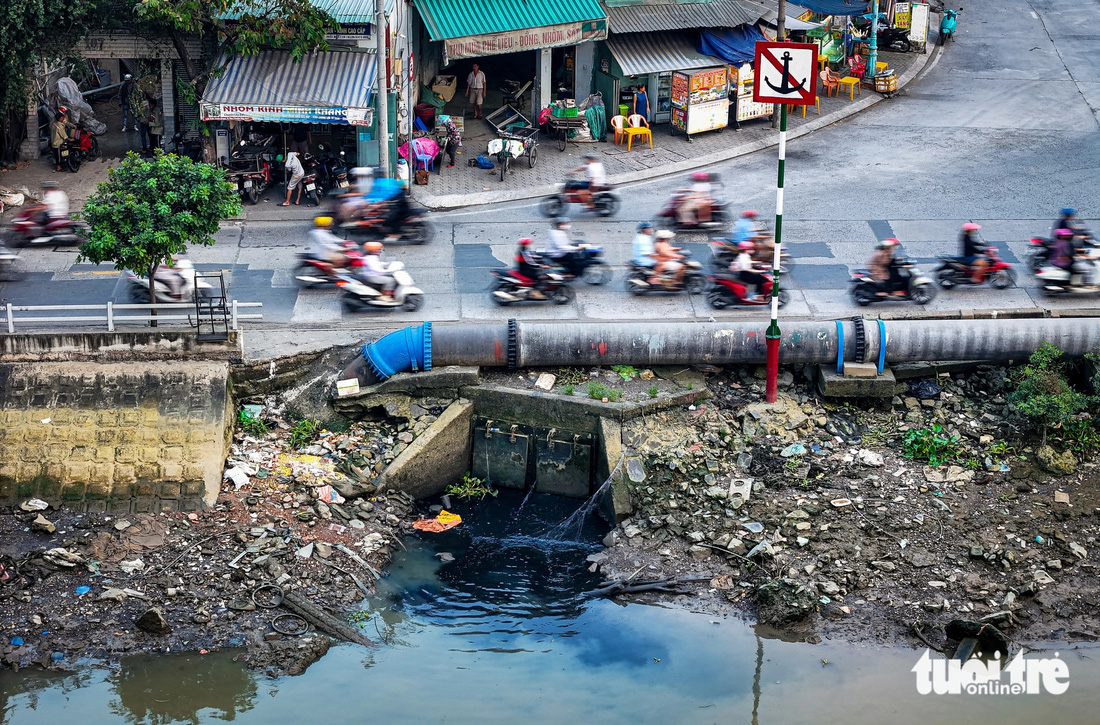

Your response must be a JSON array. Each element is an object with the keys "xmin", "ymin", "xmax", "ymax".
[{"xmin": 4, "ymin": 301, "xmax": 263, "ymax": 333}]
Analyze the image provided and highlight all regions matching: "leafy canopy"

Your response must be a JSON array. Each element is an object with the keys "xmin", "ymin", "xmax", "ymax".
[
  {"xmin": 78, "ymin": 151, "xmax": 242, "ymax": 276},
  {"xmin": 1007, "ymin": 341, "xmax": 1088, "ymax": 441}
]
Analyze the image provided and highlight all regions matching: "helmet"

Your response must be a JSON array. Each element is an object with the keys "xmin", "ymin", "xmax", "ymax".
[
  {"xmin": 1061, "ymin": 208, "xmax": 1076, "ymax": 216},
  {"xmin": 583, "ymin": 153, "xmax": 598, "ymax": 161},
  {"xmin": 692, "ymin": 171, "xmax": 709, "ymax": 181},
  {"xmin": 314, "ymin": 216, "xmax": 333, "ymax": 228},
  {"xmin": 637, "ymin": 221, "xmax": 654, "ymax": 233},
  {"xmin": 1055, "ymin": 228, "xmax": 1074, "ymax": 238},
  {"xmin": 275, "ymin": 154, "xmax": 284, "ymax": 163},
  {"xmin": 351, "ymin": 167, "xmax": 372, "ymax": 178},
  {"xmin": 880, "ymin": 237, "xmax": 900, "ymax": 249},
  {"xmin": 518, "ymin": 237, "xmax": 533, "ymax": 246},
  {"xmin": 737, "ymin": 240, "xmax": 755, "ymax": 250},
  {"xmin": 41, "ymin": 180, "xmax": 58, "ymax": 190},
  {"xmin": 742, "ymin": 209, "xmax": 758, "ymax": 218},
  {"xmin": 57, "ymin": 106, "xmax": 67, "ymax": 114},
  {"xmin": 656, "ymin": 230, "xmax": 676, "ymax": 240},
  {"xmin": 364, "ymin": 241, "xmax": 383, "ymax": 254},
  {"xmin": 554, "ymin": 217, "xmax": 570, "ymax": 228},
  {"xmin": 962, "ymin": 222, "xmax": 982, "ymax": 231},
  {"xmin": 124, "ymin": 74, "xmax": 133, "ymax": 81}
]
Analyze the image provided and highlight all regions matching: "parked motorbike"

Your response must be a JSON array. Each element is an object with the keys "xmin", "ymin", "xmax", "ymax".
[
  {"xmin": 707, "ymin": 271, "xmax": 787, "ymax": 309},
  {"xmin": 300, "ymin": 155, "xmax": 324, "ymax": 207},
  {"xmin": 625, "ymin": 252, "xmax": 707, "ymax": 295},
  {"xmin": 123, "ymin": 258, "xmax": 211, "ymax": 303},
  {"xmin": 849, "ymin": 258, "xmax": 937, "ymax": 305},
  {"xmin": 657, "ymin": 190, "xmax": 730, "ymax": 231},
  {"xmin": 490, "ymin": 268, "xmax": 574, "ymax": 305},
  {"xmin": 875, "ymin": 26, "xmax": 912, "ymax": 53},
  {"xmin": 58, "ymin": 126, "xmax": 99, "ymax": 173},
  {"xmin": 341, "ymin": 202, "xmax": 434, "ymax": 244},
  {"xmin": 540, "ymin": 179, "xmax": 620, "ymax": 218},
  {"xmin": 8, "ymin": 203, "xmax": 86, "ymax": 246},
  {"xmin": 293, "ymin": 243, "xmax": 365, "ymax": 287},
  {"xmin": 540, "ymin": 243, "xmax": 612, "ymax": 285},
  {"xmin": 935, "ymin": 244, "xmax": 1016, "ymax": 288},
  {"xmin": 315, "ymin": 143, "xmax": 350, "ymax": 191},
  {"xmin": 336, "ymin": 262, "xmax": 424, "ymax": 312},
  {"xmin": 940, "ymin": 8, "xmax": 961, "ymax": 44}
]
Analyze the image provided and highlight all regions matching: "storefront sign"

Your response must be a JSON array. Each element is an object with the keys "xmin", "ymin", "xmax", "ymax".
[
  {"xmin": 201, "ymin": 103, "xmax": 373, "ymax": 126},
  {"xmin": 894, "ymin": 2, "xmax": 911, "ymax": 29},
  {"xmin": 326, "ymin": 24, "xmax": 372, "ymax": 41},
  {"xmin": 908, "ymin": 3, "xmax": 930, "ymax": 43},
  {"xmin": 443, "ymin": 19, "xmax": 606, "ymax": 62},
  {"xmin": 671, "ymin": 73, "xmax": 689, "ymax": 106}
]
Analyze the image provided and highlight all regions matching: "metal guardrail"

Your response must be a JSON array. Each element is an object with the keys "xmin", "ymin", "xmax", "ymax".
[{"xmin": 4, "ymin": 301, "xmax": 263, "ymax": 333}]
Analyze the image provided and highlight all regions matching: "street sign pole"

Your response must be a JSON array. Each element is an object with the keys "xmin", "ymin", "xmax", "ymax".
[{"xmin": 765, "ymin": 102, "xmax": 787, "ymax": 403}]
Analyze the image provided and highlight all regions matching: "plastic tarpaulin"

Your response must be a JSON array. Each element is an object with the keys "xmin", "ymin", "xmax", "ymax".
[
  {"xmin": 794, "ymin": 0, "xmax": 869, "ymax": 15},
  {"xmin": 698, "ymin": 25, "xmax": 767, "ymax": 66}
]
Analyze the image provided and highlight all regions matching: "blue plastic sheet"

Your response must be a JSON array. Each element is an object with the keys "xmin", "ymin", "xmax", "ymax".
[
  {"xmin": 796, "ymin": 0, "xmax": 871, "ymax": 15},
  {"xmin": 698, "ymin": 26, "xmax": 767, "ymax": 66}
]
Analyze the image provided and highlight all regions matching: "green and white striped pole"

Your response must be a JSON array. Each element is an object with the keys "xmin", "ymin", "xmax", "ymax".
[{"xmin": 764, "ymin": 101, "xmax": 787, "ymax": 403}]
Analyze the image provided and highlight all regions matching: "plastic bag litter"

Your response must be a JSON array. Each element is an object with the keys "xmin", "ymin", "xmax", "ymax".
[
  {"xmin": 0, "ymin": 186, "xmax": 25, "ymax": 207},
  {"xmin": 411, "ymin": 510, "xmax": 462, "ymax": 533},
  {"xmin": 906, "ymin": 378, "xmax": 943, "ymax": 400},
  {"xmin": 55, "ymin": 77, "xmax": 107, "ymax": 135}
]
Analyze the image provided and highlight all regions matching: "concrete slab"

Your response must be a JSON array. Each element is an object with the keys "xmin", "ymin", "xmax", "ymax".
[
  {"xmin": 818, "ymin": 364, "xmax": 896, "ymax": 398},
  {"xmin": 375, "ymin": 399, "xmax": 473, "ymax": 499}
]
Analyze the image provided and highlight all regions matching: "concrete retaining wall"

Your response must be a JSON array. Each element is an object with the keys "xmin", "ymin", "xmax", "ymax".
[
  {"xmin": 0, "ymin": 330, "xmax": 243, "ymax": 363},
  {"xmin": 0, "ymin": 361, "xmax": 232, "ymax": 511}
]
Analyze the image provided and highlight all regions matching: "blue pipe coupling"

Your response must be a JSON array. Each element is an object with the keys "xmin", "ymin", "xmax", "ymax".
[{"xmin": 362, "ymin": 323, "xmax": 433, "ymax": 381}]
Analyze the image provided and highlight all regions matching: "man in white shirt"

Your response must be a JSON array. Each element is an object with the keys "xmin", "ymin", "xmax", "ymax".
[
  {"xmin": 41, "ymin": 181, "xmax": 69, "ymax": 220},
  {"xmin": 545, "ymin": 218, "xmax": 579, "ymax": 261},
  {"xmin": 466, "ymin": 64, "xmax": 486, "ymax": 119},
  {"xmin": 281, "ymin": 151, "xmax": 306, "ymax": 206}
]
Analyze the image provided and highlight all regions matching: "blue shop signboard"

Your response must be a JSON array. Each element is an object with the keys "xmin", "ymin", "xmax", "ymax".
[{"xmin": 201, "ymin": 103, "xmax": 373, "ymax": 126}]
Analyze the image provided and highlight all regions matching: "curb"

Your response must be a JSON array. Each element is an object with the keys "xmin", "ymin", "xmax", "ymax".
[{"xmin": 416, "ymin": 45, "xmax": 941, "ymax": 211}]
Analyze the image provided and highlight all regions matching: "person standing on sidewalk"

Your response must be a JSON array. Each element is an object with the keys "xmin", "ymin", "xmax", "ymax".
[
  {"xmin": 118, "ymin": 74, "xmax": 137, "ymax": 131},
  {"xmin": 465, "ymin": 64, "xmax": 486, "ymax": 119},
  {"xmin": 50, "ymin": 109, "xmax": 75, "ymax": 171},
  {"xmin": 147, "ymin": 97, "xmax": 164, "ymax": 153},
  {"xmin": 138, "ymin": 94, "xmax": 152, "ymax": 154}
]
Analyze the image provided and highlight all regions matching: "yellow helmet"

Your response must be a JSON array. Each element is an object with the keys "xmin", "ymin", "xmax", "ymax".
[{"xmin": 315, "ymin": 216, "xmax": 334, "ymax": 228}]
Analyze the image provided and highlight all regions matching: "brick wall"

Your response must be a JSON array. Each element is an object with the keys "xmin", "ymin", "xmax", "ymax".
[{"xmin": 0, "ymin": 361, "xmax": 231, "ymax": 512}]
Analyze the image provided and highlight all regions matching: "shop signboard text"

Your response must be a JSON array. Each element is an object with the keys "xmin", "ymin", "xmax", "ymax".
[
  {"xmin": 202, "ymin": 103, "xmax": 373, "ymax": 126},
  {"xmin": 444, "ymin": 19, "xmax": 606, "ymax": 62}
]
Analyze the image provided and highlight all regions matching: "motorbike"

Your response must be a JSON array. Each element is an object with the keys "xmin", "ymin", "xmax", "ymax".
[
  {"xmin": 123, "ymin": 258, "xmax": 212, "ymax": 303},
  {"xmin": 170, "ymin": 132, "xmax": 204, "ymax": 162},
  {"xmin": 340, "ymin": 201, "xmax": 434, "ymax": 244},
  {"xmin": 294, "ymin": 243, "xmax": 365, "ymax": 287},
  {"xmin": 935, "ymin": 244, "xmax": 1016, "ymax": 288},
  {"xmin": 940, "ymin": 8, "xmax": 961, "ymax": 44},
  {"xmin": 540, "ymin": 243, "xmax": 612, "ymax": 285},
  {"xmin": 626, "ymin": 252, "xmax": 707, "ymax": 295},
  {"xmin": 875, "ymin": 26, "xmax": 912, "ymax": 53},
  {"xmin": 710, "ymin": 236, "xmax": 792, "ymax": 274},
  {"xmin": 58, "ymin": 125, "xmax": 99, "ymax": 173},
  {"xmin": 706, "ymin": 270, "xmax": 787, "ymax": 309},
  {"xmin": 540, "ymin": 180, "xmax": 620, "ymax": 218},
  {"xmin": 657, "ymin": 190, "xmax": 730, "ymax": 231},
  {"xmin": 849, "ymin": 257, "xmax": 937, "ymax": 306},
  {"xmin": 8, "ymin": 203, "xmax": 86, "ymax": 246},
  {"xmin": 300, "ymin": 156, "xmax": 324, "ymax": 207},
  {"xmin": 315, "ymin": 143, "xmax": 350, "ymax": 191},
  {"xmin": 490, "ymin": 268, "xmax": 575, "ymax": 305},
  {"xmin": 1028, "ymin": 231, "xmax": 1093, "ymax": 272},
  {"xmin": 336, "ymin": 261, "xmax": 424, "ymax": 312}
]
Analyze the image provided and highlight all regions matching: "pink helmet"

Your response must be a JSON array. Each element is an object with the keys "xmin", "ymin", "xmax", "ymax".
[
  {"xmin": 692, "ymin": 171, "xmax": 709, "ymax": 181},
  {"xmin": 742, "ymin": 209, "xmax": 758, "ymax": 218},
  {"xmin": 738, "ymin": 240, "xmax": 755, "ymax": 250},
  {"xmin": 962, "ymin": 222, "xmax": 982, "ymax": 231}
]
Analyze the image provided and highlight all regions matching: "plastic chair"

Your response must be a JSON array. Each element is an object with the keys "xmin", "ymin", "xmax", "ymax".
[
  {"xmin": 820, "ymin": 69, "xmax": 840, "ymax": 97},
  {"xmin": 412, "ymin": 138, "xmax": 434, "ymax": 172},
  {"xmin": 848, "ymin": 54, "xmax": 867, "ymax": 78},
  {"xmin": 624, "ymin": 114, "xmax": 652, "ymax": 151},
  {"xmin": 610, "ymin": 115, "xmax": 626, "ymax": 145}
]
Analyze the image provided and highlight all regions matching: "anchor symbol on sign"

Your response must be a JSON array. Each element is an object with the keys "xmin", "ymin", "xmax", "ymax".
[{"xmin": 764, "ymin": 51, "xmax": 807, "ymax": 95}]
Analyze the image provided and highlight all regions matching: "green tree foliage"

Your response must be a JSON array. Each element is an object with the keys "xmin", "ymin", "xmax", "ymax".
[
  {"xmin": 1007, "ymin": 341, "xmax": 1088, "ymax": 444},
  {"xmin": 136, "ymin": 0, "xmax": 337, "ymax": 106},
  {"xmin": 77, "ymin": 150, "xmax": 242, "ymax": 303}
]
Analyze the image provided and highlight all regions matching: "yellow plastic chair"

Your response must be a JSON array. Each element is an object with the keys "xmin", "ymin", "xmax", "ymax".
[
  {"xmin": 624, "ymin": 114, "xmax": 653, "ymax": 151},
  {"xmin": 610, "ymin": 115, "xmax": 627, "ymax": 145}
]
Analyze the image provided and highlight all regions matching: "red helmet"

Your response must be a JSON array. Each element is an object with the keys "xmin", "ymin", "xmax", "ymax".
[
  {"xmin": 742, "ymin": 209, "xmax": 758, "ymax": 218},
  {"xmin": 518, "ymin": 238, "xmax": 533, "ymax": 246},
  {"xmin": 57, "ymin": 106, "xmax": 68, "ymax": 113}
]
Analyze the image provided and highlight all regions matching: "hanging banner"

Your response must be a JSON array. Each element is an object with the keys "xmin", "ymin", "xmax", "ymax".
[
  {"xmin": 443, "ymin": 19, "xmax": 606, "ymax": 62},
  {"xmin": 201, "ymin": 103, "xmax": 373, "ymax": 126},
  {"xmin": 908, "ymin": 3, "xmax": 930, "ymax": 44}
]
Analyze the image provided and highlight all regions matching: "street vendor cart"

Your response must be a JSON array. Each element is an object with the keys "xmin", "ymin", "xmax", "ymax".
[{"xmin": 671, "ymin": 67, "xmax": 730, "ymax": 141}]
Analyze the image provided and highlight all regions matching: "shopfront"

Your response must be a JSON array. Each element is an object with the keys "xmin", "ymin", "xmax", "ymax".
[{"xmin": 200, "ymin": 49, "xmax": 378, "ymax": 166}]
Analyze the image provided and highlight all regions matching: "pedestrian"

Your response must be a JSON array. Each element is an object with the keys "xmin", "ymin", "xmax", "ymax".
[
  {"xmin": 138, "ymin": 95, "xmax": 152, "ymax": 153},
  {"xmin": 280, "ymin": 151, "xmax": 306, "ymax": 206},
  {"xmin": 290, "ymin": 123, "xmax": 310, "ymax": 155},
  {"xmin": 632, "ymin": 84, "xmax": 649, "ymax": 123},
  {"xmin": 50, "ymin": 109, "xmax": 75, "ymax": 172},
  {"xmin": 440, "ymin": 116, "xmax": 461, "ymax": 168},
  {"xmin": 465, "ymin": 63, "xmax": 486, "ymax": 119},
  {"xmin": 147, "ymin": 97, "xmax": 164, "ymax": 153},
  {"xmin": 118, "ymin": 74, "xmax": 137, "ymax": 132}
]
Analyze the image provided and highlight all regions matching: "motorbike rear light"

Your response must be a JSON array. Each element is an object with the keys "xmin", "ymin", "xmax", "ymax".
[{"xmin": 336, "ymin": 280, "xmax": 348, "ymax": 287}]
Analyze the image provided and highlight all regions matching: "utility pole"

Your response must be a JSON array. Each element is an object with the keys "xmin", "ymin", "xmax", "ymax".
[
  {"xmin": 771, "ymin": 0, "xmax": 786, "ymax": 129},
  {"xmin": 868, "ymin": 0, "xmax": 880, "ymax": 82},
  {"xmin": 375, "ymin": 0, "xmax": 389, "ymax": 175}
]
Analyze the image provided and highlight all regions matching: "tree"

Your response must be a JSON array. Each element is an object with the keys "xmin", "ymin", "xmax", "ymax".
[
  {"xmin": 78, "ymin": 150, "xmax": 242, "ymax": 311},
  {"xmin": 135, "ymin": 0, "xmax": 337, "ymax": 107}
]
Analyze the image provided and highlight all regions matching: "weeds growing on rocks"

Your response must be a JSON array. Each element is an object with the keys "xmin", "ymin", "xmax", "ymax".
[
  {"xmin": 901, "ymin": 424, "xmax": 964, "ymax": 467},
  {"xmin": 289, "ymin": 418, "xmax": 321, "ymax": 449}
]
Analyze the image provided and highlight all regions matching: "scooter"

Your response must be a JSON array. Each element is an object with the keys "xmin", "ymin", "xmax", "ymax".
[
  {"xmin": 707, "ymin": 270, "xmax": 787, "ymax": 309},
  {"xmin": 8, "ymin": 203, "xmax": 86, "ymax": 246},
  {"xmin": 1028, "ymin": 231, "xmax": 1094, "ymax": 272},
  {"xmin": 316, "ymin": 143, "xmax": 350, "ymax": 191},
  {"xmin": 710, "ymin": 237, "xmax": 792, "ymax": 274},
  {"xmin": 341, "ymin": 202, "xmax": 434, "ymax": 244},
  {"xmin": 876, "ymin": 26, "xmax": 912, "ymax": 53},
  {"xmin": 336, "ymin": 262, "xmax": 424, "ymax": 312},
  {"xmin": 849, "ymin": 258, "xmax": 937, "ymax": 306},
  {"xmin": 540, "ymin": 243, "xmax": 612, "ymax": 285},
  {"xmin": 491, "ymin": 268, "xmax": 574, "ymax": 305},
  {"xmin": 301, "ymin": 159, "xmax": 324, "ymax": 207},
  {"xmin": 657, "ymin": 190, "xmax": 730, "ymax": 231},
  {"xmin": 294, "ymin": 243, "xmax": 365, "ymax": 287},
  {"xmin": 940, "ymin": 8, "xmax": 961, "ymax": 44},
  {"xmin": 935, "ymin": 244, "xmax": 1016, "ymax": 289},
  {"xmin": 626, "ymin": 254, "xmax": 707, "ymax": 295},
  {"xmin": 240, "ymin": 159, "xmax": 273, "ymax": 205},
  {"xmin": 123, "ymin": 258, "xmax": 211, "ymax": 303},
  {"xmin": 1035, "ymin": 262, "xmax": 1100, "ymax": 296},
  {"xmin": 540, "ymin": 179, "xmax": 620, "ymax": 218}
]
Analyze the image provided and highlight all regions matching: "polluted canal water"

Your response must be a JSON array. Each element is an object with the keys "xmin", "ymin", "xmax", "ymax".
[{"xmin": 2, "ymin": 489, "xmax": 1099, "ymax": 724}]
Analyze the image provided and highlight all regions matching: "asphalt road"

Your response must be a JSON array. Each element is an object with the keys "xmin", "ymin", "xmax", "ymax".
[{"xmin": 3, "ymin": 0, "xmax": 1099, "ymax": 335}]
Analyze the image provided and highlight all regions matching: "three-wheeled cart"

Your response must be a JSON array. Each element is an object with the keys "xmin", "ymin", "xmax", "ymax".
[{"xmin": 547, "ymin": 115, "xmax": 588, "ymax": 151}]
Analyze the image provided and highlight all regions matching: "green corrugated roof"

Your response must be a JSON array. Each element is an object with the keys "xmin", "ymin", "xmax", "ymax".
[{"xmin": 415, "ymin": 0, "xmax": 606, "ymax": 40}]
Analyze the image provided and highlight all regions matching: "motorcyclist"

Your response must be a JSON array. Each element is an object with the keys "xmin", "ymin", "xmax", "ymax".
[
  {"xmin": 677, "ymin": 171, "xmax": 715, "ymax": 226},
  {"xmin": 870, "ymin": 238, "xmax": 905, "ymax": 297},
  {"xmin": 514, "ymin": 237, "xmax": 547, "ymax": 299},
  {"xmin": 545, "ymin": 217, "xmax": 581, "ymax": 272},
  {"xmin": 364, "ymin": 175, "xmax": 408, "ymax": 241},
  {"xmin": 631, "ymin": 221, "xmax": 657, "ymax": 272},
  {"xmin": 730, "ymin": 240, "xmax": 766, "ymax": 301},
  {"xmin": 958, "ymin": 222, "xmax": 987, "ymax": 284},
  {"xmin": 652, "ymin": 229, "xmax": 685, "ymax": 287},
  {"xmin": 1055, "ymin": 208, "xmax": 1083, "ymax": 236},
  {"xmin": 732, "ymin": 210, "xmax": 761, "ymax": 244},
  {"xmin": 1049, "ymin": 228, "xmax": 1076, "ymax": 276},
  {"xmin": 356, "ymin": 241, "xmax": 396, "ymax": 298},
  {"xmin": 42, "ymin": 181, "xmax": 69, "ymax": 221},
  {"xmin": 569, "ymin": 153, "xmax": 607, "ymax": 211},
  {"xmin": 153, "ymin": 256, "xmax": 186, "ymax": 300},
  {"xmin": 307, "ymin": 216, "xmax": 349, "ymax": 269}
]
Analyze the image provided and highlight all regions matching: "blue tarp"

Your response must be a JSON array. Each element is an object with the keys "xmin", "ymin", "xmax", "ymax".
[
  {"xmin": 795, "ymin": 0, "xmax": 869, "ymax": 15},
  {"xmin": 698, "ymin": 25, "xmax": 767, "ymax": 65}
]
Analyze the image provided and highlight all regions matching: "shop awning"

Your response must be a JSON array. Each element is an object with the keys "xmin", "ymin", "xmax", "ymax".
[
  {"xmin": 790, "ymin": 0, "xmax": 867, "ymax": 16},
  {"xmin": 219, "ymin": 0, "xmax": 394, "ymax": 23},
  {"xmin": 415, "ymin": 0, "xmax": 608, "ymax": 60},
  {"xmin": 606, "ymin": 31, "xmax": 726, "ymax": 76},
  {"xmin": 698, "ymin": 25, "xmax": 768, "ymax": 65},
  {"xmin": 201, "ymin": 50, "xmax": 377, "ymax": 126},
  {"xmin": 604, "ymin": 0, "xmax": 763, "ymax": 34}
]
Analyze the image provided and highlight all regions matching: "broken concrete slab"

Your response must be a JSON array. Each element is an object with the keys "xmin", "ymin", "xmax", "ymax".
[{"xmin": 817, "ymin": 365, "xmax": 896, "ymax": 398}]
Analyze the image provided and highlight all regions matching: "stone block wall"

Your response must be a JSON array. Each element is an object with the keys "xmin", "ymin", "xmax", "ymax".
[{"xmin": 0, "ymin": 361, "xmax": 232, "ymax": 511}]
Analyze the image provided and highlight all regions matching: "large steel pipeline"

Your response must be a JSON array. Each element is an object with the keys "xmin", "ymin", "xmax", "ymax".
[{"xmin": 342, "ymin": 318, "xmax": 1100, "ymax": 386}]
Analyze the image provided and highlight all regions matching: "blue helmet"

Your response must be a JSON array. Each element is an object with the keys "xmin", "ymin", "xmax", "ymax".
[
  {"xmin": 1062, "ymin": 208, "xmax": 1075, "ymax": 216},
  {"xmin": 637, "ymin": 221, "xmax": 654, "ymax": 232}
]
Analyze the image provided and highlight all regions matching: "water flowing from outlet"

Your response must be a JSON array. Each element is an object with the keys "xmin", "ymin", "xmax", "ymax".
[{"xmin": 541, "ymin": 454, "xmax": 624, "ymax": 542}]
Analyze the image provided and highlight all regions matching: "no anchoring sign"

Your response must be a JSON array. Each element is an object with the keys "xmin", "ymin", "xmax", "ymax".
[{"xmin": 753, "ymin": 41, "xmax": 818, "ymax": 105}]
